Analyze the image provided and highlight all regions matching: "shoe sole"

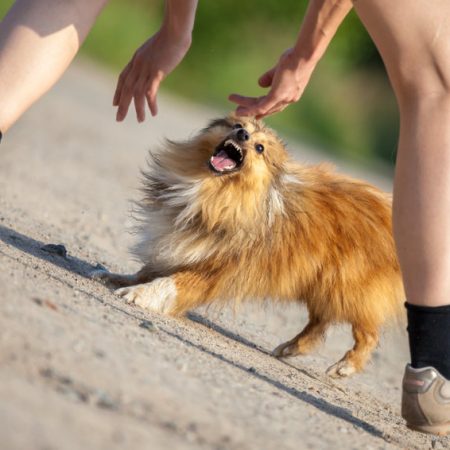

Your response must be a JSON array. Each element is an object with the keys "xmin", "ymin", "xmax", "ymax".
[{"xmin": 406, "ymin": 421, "xmax": 450, "ymax": 436}]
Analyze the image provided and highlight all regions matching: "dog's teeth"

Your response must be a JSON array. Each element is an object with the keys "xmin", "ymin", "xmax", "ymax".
[
  {"xmin": 225, "ymin": 140, "xmax": 242, "ymax": 152},
  {"xmin": 221, "ymin": 139, "xmax": 243, "ymax": 163}
]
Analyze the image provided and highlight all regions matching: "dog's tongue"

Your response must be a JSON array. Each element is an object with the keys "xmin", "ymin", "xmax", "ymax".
[{"xmin": 211, "ymin": 150, "xmax": 236, "ymax": 171}]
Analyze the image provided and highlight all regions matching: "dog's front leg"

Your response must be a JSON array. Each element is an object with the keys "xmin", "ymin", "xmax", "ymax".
[
  {"xmin": 115, "ymin": 270, "xmax": 210, "ymax": 316},
  {"xmin": 91, "ymin": 264, "xmax": 163, "ymax": 288}
]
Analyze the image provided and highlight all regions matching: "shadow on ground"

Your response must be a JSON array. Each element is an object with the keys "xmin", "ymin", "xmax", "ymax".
[{"xmin": 0, "ymin": 223, "xmax": 394, "ymax": 444}]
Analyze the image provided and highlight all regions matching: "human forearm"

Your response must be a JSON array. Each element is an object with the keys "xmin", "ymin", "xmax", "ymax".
[
  {"xmin": 291, "ymin": 0, "xmax": 353, "ymax": 65},
  {"xmin": 229, "ymin": 0, "xmax": 352, "ymax": 118},
  {"xmin": 113, "ymin": 0, "xmax": 199, "ymax": 121},
  {"xmin": 161, "ymin": 0, "xmax": 198, "ymax": 44}
]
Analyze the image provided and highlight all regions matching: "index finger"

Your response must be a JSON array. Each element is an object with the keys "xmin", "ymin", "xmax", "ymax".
[
  {"xmin": 236, "ymin": 94, "xmax": 278, "ymax": 118},
  {"xmin": 228, "ymin": 94, "xmax": 260, "ymax": 108},
  {"xmin": 113, "ymin": 63, "xmax": 131, "ymax": 106}
]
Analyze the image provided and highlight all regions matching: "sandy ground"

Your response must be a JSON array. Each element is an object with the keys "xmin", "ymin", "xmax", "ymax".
[{"xmin": 0, "ymin": 59, "xmax": 448, "ymax": 450}]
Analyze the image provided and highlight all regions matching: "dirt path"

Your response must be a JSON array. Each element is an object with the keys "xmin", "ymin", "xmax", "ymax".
[{"xmin": 0, "ymin": 59, "xmax": 447, "ymax": 450}]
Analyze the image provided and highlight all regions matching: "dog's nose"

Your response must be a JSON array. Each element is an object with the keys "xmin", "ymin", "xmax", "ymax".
[{"xmin": 236, "ymin": 128, "xmax": 250, "ymax": 142}]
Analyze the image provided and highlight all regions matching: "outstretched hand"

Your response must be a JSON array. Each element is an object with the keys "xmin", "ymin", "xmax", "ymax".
[
  {"xmin": 229, "ymin": 48, "xmax": 315, "ymax": 119},
  {"xmin": 113, "ymin": 30, "xmax": 191, "ymax": 122}
]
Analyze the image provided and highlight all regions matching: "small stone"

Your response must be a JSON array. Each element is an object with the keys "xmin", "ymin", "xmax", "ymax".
[
  {"xmin": 59, "ymin": 386, "xmax": 85, "ymax": 403},
  {"xmin": 95, "ymin": 390, "xmax": 117, "ymax": 410},
  {"xmin": 94, "ymin": 349, "xmax": 105, "ymax": 358},
  {"xmin": 39, "ymin": 368, "xmax": 54, "ymax": 378},
  {"xmin": 94, "ymin": 263, "xmax": 107, "ymax": 271},
  {"xmin": 139, "ymin": 320, "xmax": 157, "ymax": 332},
  {"xmin": 41, "ymin": 244, "xmax": 67, "ymax": 258},
  {"xmin": 32, "ymin": 297, "xmax": 43, "ymax": 306},
  {"xmin": 43, "ymin": 299, "xmax": 58, "ymax": 310},
  {"xmin": 31, "ymin": 297, "xmax": 58, "ymax": 311},
  {"xmin": 162, "ymin": 421, "xmax": 177, "ymax": 431}
]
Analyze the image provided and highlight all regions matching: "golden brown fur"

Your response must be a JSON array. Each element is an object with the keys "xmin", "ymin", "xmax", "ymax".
[{"xmin": 95, "ymin": 115, "xmax": 404, "ymax": 377}]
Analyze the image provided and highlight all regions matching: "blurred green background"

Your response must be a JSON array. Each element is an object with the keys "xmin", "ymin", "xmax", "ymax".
[{"xmin": 1, "ymin": 0, "xmax": 399, "ymax": 170}]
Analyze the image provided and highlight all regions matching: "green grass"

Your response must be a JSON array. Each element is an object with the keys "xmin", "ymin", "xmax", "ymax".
[
  {"xmin": 81, "ymin": 1, "xmax": 160, "ymax": 69},
  {"xmin": 1, "ymin": 0, "xmax": 398, "ymax": 169}
]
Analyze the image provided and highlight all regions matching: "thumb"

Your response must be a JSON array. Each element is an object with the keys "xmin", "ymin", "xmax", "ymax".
[{"xmin": 258, "ymin": 67, "xmax": 276, "ymax": 88}]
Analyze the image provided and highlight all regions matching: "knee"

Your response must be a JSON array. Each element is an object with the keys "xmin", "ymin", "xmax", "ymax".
[{"xmin": 390, "ymin": 58, "xmax": 450, "ymax": 107}]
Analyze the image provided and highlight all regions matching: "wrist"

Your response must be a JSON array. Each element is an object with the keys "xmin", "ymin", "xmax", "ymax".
[
  {"xmin": 159, "ymin": 22, "xmax": 192, "ymax": 51},
  {"xmin": 281, "ymin": 47, "xmax": 319, "ymax": 75},
  {"xmin": 290, "ymin": 41, "xmax": 325, "ymax": 68}
]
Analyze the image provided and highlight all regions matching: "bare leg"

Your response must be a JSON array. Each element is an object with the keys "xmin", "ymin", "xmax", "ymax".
[
  {"xmin": 353, "ymin": 1, "xmax": 450, "ymax": 431},
  {"xmin": 273, "ymin": 317, "xmax": 328, "ymax": 357},
  {"xmin": 353, "ymin": 0, "xmax": 450, "ymax": 309},
  {"xmin": 326, "ymin": 325, "xmax": 379, "ymax": 378},
  {"xmin": 0, "ymin": 0, "xmax": 109, "ymax": 132}
]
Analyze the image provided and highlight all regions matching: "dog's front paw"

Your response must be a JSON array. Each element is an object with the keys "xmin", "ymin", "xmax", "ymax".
[
  {"xmin": 326, "ymin": 360, "xmax": 357, "ymax": 378},
  {"xmin": 115, "ymin": 277, "xmax": 177, "ymax": 314}
]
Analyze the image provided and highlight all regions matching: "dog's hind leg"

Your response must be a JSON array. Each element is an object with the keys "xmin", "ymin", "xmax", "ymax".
[
  {"xmin": 273, "ymin": 316, "xmax": 328, "ymax": 358},
  {"xmin": 326, "ymin": 324, "xmax": 379, "ymax": 378}
]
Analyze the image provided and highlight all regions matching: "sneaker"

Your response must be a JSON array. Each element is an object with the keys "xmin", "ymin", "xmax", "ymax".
[{"xmin": 402, "ymin": 364, "xmax": 450, "ymax": 435}]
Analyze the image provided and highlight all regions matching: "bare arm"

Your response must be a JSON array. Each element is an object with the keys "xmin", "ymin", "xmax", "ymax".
[
  {"xmin": 113, "ymin": 0, "xmax": 198, "ymax": 122},
  {"xmin": 229, "ymin": 0, "xmax": 353, "ymax": 119}
]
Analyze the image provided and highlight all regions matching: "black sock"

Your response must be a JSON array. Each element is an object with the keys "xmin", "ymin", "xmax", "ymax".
[
  {"xmin": 0, "ymin": 131, "xmax": 2, "ymax": 143},
  {"xmin": 406, "ymin": 302, "xmax": 450, "ymax": 379}
]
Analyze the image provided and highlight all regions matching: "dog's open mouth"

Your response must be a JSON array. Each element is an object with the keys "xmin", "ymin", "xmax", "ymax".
[{"xmin": 209, "ymin": 139, "xmax": 244, "ymax": 174}]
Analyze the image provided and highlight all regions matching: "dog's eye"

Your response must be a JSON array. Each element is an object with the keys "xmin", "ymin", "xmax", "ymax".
[
  {"xmin": 233, "ymin": 123, "xmax": 243, "ymax": 129},
  {"xmin": 255, "ymin": 143, "xmax": 264, "ymax": 153}
]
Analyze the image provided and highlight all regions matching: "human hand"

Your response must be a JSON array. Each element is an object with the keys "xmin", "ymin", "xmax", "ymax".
[
  {"xmin": 229, "ymin": 48, "xmax": 316, "ymax": 119},
  {"xmin": 113, "ymin": 29, "xmax": 191, "ymax": 122}
]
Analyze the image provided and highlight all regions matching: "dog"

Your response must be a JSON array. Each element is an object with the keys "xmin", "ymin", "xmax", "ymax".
[{"xmin": 94, "ymin": 115, "xmax": 404, "ymax": 377}]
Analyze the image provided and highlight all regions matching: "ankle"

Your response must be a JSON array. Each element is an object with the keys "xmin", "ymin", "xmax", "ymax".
[{"xmin": 406, "ymin": 302, "xmax": 450, "ymax": 379}]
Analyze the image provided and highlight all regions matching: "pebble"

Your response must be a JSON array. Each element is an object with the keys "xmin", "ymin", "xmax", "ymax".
[
  {"xmin": 32, "ymin": 297, "xmax": 58, "ymax": 311},
  {"xmin": 139, "ymin": 320, "xmax": 158, "ymax": 332},
  {"xmin": 41, "ymin": 243, "xmax": 68, "ymax": 258},
  {"xmin": 93, "ymin": 263, "xmax": 107, "ymax": 271},
  {"xmin": 95, "ymin": 390, "xmax": 117, "ymax": 410}
]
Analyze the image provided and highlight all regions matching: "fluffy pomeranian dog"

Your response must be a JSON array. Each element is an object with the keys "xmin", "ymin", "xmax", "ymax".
[{"xmin": 94, "ymin": 114, "xmax": 404, "ymax": 377}]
